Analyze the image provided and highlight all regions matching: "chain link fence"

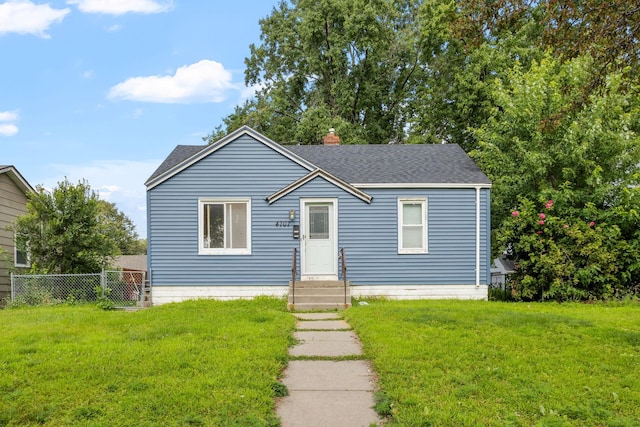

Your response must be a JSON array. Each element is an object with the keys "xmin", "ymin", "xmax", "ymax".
[{"xmin": 10, "ymin": 270, "xmax": 146, "ymax": 307}]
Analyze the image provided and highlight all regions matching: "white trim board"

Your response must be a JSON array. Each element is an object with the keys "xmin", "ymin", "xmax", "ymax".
[
  {"xmin": 151, "ymin": 284, "xmax": 488, "ymax": 305},
  {"xmin": 266, "ymin": 169, "xmax": 372, "ymax": 204},
  {"xmin": 151, "ymin": 285, "xmax": 289, "ymax": 305},
  {"xmin": 353, "ymin": 183, "xmax": 492, "ymax": 189},
  {"xmin": 351, "ymin": 285, "xmax": 488, "ymax": 300}
]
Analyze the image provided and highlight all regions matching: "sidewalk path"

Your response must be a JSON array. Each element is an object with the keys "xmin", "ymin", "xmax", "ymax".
[{"xmin": 277, "ymin": 312, "xmax": 380, "ymax": 427}]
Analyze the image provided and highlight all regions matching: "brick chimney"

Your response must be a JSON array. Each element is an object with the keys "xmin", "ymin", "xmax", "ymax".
[{"xmin": 322, "ymin": 128, "xmax": 340, "ymax": 145}]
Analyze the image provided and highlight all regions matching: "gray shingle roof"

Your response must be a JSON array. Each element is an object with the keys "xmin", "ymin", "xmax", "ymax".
[
  {"xmin": 147, "ymin": 140, "xmax": 491, "ymax": 186},
  {"xmin": 287, "ymin": 144, "xmax": 490, "ymax": 184},
  {"xmin": 147, "ymin": 145, "xmax": 204, "ymax": 182}
]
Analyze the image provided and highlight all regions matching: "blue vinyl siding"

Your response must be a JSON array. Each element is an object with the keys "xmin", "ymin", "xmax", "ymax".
[
  {"xmin": 148, "ymin": 134, "xmax": 491, "ymax": 287},
  {"xmin": 148, "ymin": 135, "xmax": 311, "ymax": 286},
  {"xmin": 335, "ymin": 188, "xmax": 479, "ymax": 285}
]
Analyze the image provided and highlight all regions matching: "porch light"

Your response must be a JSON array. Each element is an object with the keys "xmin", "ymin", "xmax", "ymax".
[{"xmin": 289, "ymin": 210, "xmax": 296, "ymax": 220}]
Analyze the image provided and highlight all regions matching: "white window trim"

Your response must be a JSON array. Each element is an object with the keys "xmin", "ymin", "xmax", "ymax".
[
  {"xmin": 198, "ymin": 198, "xmax": 252, "ymax": 255},
  {"xmin": 14, "ymin": 234, "xmax": 30, "ymax": 268},
  {"xmin": 398, "ymin": 198, "xmax": 428, "ymax": 254}
]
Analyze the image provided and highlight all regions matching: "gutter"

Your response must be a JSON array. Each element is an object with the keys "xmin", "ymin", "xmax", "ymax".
[{"xmin": 476, "ymin": 186, "xmax": 481, "ymax": 287}]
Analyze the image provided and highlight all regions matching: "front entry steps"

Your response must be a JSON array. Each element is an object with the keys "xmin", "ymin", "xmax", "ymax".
[{"xmin": 288, "ymin": 280, "xmax": 351, "ymax": 311}]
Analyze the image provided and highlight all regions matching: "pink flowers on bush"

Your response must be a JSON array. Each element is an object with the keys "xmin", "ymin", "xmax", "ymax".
[
  {"xmin": 589, "ymin": 221, "xmax": 595, "ymax": 227},
  {"xmin": 539, "ymin": 213, "xmax": 546, "ymax": 220},
  {"xmin": 512, "ymin": 211, "xmax": 519, "ymax": 217},
  {"xmin": 538, "ymin": 220, "xmax": 545, "ymax": 225},
  {"xmin": 545, "ymin": 199, "xmax": 553, "ymax": 209}
]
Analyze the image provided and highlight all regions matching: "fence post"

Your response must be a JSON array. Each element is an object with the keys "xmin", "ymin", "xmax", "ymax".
[
  {"xmin": 101, "ymin": 269, "xmax": 106, "ymax": 294},
  {"xmin": 10, "ymin": 273, "xmax": 14, "ymax": 302}
]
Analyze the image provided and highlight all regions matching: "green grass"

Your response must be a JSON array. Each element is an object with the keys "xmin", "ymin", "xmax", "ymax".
[
  {"xmin": 4, "ymin": 297, "xmax": 639, "ymax": 426},
  {"xmin": 346, "ymin": 300, "xmax": 640, "ymax": 426},
  {"xmin": 0, "ymin": 297, "xmax": 296, "ymax": 427}
]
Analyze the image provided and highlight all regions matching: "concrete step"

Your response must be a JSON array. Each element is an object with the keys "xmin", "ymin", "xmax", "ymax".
[
  {"xmin": 288, "ymin": 280, "xmax": 351, "ymax": 311},
  {"xmin": 288, "ymin": 295, "xmax": 349, "ymax": 304},
  {"xmin": 289, "ymin": 280, "xmax": 347, "ymax": 289},
  {"xmin": 288, "ymin": 302, "xmax": 352, "ymax": 311},
  {"xmin": 289, "ymin": 287, "xmax": 347, "ymax": 296}
]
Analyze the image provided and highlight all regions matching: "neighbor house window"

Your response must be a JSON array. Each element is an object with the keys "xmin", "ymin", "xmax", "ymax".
[
  {"xmin": 14, "ymin": 234, "xmax": 30, "ymax": 267},
  {"xmin": 398, "ymin": 198, "xmax": 427, "ymax": 254},
  {"xmin": 198, "ymin": 198, "xmax": 251, "ymax": 255}
]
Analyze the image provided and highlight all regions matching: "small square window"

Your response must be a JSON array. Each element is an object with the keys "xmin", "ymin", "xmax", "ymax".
[{"xmin": 398, "ymin": 198, "xmax": 427, "ymax": 254}]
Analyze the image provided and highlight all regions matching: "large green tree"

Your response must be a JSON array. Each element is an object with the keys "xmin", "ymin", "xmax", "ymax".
[
  {"xmin": 411, "ymin": 0, "xmax": 640, "ymax": 150},
  {"xmin": 409, "ymin": 0, "xmax": 545, "ymax": 149},
  {"xmin": 13, "ymin": 179, "xmax": 141, "ymax": 274},
  {"xmin": 97, "ymin": 200, "xmax": 145, "ymax": 255},
  {"xmin": 207, "ymin": 0, "xmax": 427, "ymax": 145},
  {"xmin": 472, "ymin": 55, "xmax": 640, "ymax": 299},
  {"xmin": 210, "ymin": 1, "xmax": 639, "ymax": 149}
]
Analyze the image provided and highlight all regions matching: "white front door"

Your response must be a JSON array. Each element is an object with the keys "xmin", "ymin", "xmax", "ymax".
[{"xmin": 301, "ymin": 199, "xmax": 337, "ymax": 279}]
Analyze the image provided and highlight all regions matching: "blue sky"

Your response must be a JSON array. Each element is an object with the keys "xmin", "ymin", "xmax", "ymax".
[{"xmin": 1, "ymin": 0, "xmax": 279, "ymax": 238}]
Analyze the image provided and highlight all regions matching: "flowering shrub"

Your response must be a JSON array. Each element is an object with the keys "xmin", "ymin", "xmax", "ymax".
[{"xmin": 498, "ymin": 198, "xmax": 626, "ymax": 301}]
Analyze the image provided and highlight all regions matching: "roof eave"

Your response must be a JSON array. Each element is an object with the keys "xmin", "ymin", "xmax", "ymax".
[
  {"xmin": 0, "ymin": 166, "xmax": 35, "ymax": 194},
  {"xmin": 353, "ymin": 182, "xmax": 492, "ymax": 189},
  {"xmin": 266, "ymin": 169, "xmax": 373, "ymax": 204}
]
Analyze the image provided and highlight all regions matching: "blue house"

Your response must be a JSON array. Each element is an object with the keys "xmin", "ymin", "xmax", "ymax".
[{"xmin": 145, "ymin": 126, "xmax": 491, "ymax": 306}]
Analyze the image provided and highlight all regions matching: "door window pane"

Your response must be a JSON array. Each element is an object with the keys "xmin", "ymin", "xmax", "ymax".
[{"xmin": 309, "ymin": 206, "xmax": 329, "ymax": 239}]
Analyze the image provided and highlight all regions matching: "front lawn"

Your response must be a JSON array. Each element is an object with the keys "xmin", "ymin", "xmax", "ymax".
[
  {"xmin": 0, "ymin": 298, "xmax": 295, "ymax": 427},
  {"xmin": 4, "ymin": 298, "xmax": 638, "ymax": 426},
  {"xmin": 346, "ymin": 300, "xmax": 640, "ymax": 426}
]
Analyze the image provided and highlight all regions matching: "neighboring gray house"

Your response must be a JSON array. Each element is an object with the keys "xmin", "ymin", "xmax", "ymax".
[
  {"xmin": 145, "ymin": 126, "xmax": 491, "ymax": 305},
  {"xmin": 0, "ymin": 165, "xmax": 33, "ymax": 302},
  {"xmin": 491, "ymin": 255, "xmax": 516, "ymax": 286}
]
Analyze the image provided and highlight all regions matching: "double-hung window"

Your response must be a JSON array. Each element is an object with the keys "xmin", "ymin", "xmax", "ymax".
[
  {"xmin": 398, "ymin": 198, "xmax": 428, "ymax": 254},
  {"xmin": 199, "ymin": 198, "xmax": 251, "ymax": 255}
]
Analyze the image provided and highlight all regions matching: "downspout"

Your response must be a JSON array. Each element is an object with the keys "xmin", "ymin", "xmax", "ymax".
[{"xmin": 476, "ymin": 186, "xmax": 481, "ymax": 287}]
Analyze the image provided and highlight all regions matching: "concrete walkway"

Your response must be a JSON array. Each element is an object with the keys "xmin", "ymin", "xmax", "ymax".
[{"xmin": 277, "ymin": 312, "xmax": 380, "ymax": 427}]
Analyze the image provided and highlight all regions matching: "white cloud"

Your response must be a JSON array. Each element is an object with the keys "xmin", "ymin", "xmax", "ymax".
[
  {"xmin": 0, "ymin": 110, "xmax": 18, "ymax": 136},
  {"xmin": 0, "ymin": 1, "xmax": 69, "ymax": 38},
  {"xmin": 81, "ymin": 70, "xmax": 94, "ymax": 79},
  {"xmin": 44, "ymin": 159, "xmax": 161, "ymax": 237},
  {"xmin": 67, "ymin": 0, "xmax": 172, "ymax": 15},
  {"xmin": 108, "ymin": 60, "xmax": 235, "ymax": 104},
  {"xmin": 99, "ymin": 184, "xmax": 123, "ymax": 196},
  {"xmin": 0, "ymin": 110, "xmax": 19, "ymax": 122},
  {"xmin": 0, "ymin": 123, "xmax": 18, "ymax": 136}
]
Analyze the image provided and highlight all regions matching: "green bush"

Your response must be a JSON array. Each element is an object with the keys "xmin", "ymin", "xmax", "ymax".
[
  {"xmin": 9, "ymin": 284, "xmax": 61, "ymax": 307},
  {"xmin": 95, "ymin": 286, "xmax": 115, "ymax": 310},
  {"xmin": 499, "ymin": 198, "xmax": 631, "ymax": 301}
]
